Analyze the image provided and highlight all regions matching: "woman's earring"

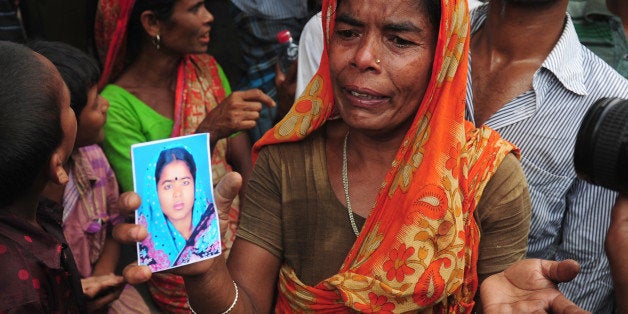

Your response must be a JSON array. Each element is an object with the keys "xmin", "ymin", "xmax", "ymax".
[{"xmin": 153, "ymin": 34, "xmax": 161, "ymax": 50}]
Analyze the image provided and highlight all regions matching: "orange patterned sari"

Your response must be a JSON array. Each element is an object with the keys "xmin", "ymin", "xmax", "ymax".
[
  {"xmin": 253, "ymin": 0, "xmax": 517, "ymax": 312},
  {"xmin": 95, "ymin": 1, "xmax": 238, "ymax": 312}
]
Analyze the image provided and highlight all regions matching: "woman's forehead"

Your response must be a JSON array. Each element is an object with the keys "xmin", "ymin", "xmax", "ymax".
[{"xmin": 335, "ymin": 0, "xmax": 428, "ymax": 25}]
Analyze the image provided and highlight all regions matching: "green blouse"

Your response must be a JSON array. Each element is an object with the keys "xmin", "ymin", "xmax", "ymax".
[{"xmin": 101, "ymin": 66, "xmax": 231, "ymax": 192}]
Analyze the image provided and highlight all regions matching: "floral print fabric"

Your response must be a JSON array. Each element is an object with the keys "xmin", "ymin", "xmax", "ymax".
[{"xmin": 253, "ymin": 0, "xmax": 517, "ymax": 312}]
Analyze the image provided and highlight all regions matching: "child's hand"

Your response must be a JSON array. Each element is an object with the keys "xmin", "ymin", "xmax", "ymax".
[{"xmin": 81, "ymin": 273, "xmax": 125, "ymax": 311}]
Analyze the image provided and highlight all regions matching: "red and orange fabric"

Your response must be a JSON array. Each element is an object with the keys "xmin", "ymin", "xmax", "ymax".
[
  {"xmin": 95, "ymin": 1, "xmax": 238, "ymax": 312},
  {"xmin": 253, "ymin": 0, "xmax": 517, "ymax": 312}
]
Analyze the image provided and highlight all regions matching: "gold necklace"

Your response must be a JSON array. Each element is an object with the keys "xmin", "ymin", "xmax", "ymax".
[{"xmin": 342, "ymin": 132, "xmax": 361, "ymax": 237}]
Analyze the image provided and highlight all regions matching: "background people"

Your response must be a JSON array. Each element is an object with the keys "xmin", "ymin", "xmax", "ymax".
[
  {"xmin": 467, "ymin": 0, "xmax": 628, "ymax": 311},
  {"xmin": 227, "ymin": 0, "xmax": 316, "ymax": 142},
  {"xmin": 18, "ymin": 0, "xmax": 99, "ymax": 56},
  {"xmin": 95, "ymin": 0, "xmax": 274, "ymax": 310},
  {"xmin": 568, "ymin": 0, "xmax": 627, "ymax": 78},
  {"xmin": 32, "ymin": 40, "xmax": 149, "ymax": 313}
]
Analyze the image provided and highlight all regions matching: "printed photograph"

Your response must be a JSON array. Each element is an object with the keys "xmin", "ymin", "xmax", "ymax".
[{"xmin": 131, "ymin": 133, "xmax": 221, "ymax": 272}]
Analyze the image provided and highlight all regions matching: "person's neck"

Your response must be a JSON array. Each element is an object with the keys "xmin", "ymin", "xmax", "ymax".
[
  {"xmin": 123, "ymin": 46, "xmax": 182, "ymax": 89},
  {"xmin": 346, "ymin": 123, "xmax": 410, "ymax": 166},
  {"xmin": 173, "ymin": 219, "xmax": 193, "ymax": 240},
  {"xmin": 474, "ymin": 0, "xmax": 568, "ymax": 63},
  {"xmin": 1, "ymin": 191, "xmax": 43, "ymax": 228}
]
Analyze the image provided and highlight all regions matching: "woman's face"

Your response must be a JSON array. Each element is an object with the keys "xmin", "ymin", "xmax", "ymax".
[
  {"xmin": 159, "ymin": 0, "xmax": 214, "ymax": 54},
  {"xmin": 157, "ymin": 160, "xmax": 195, "ymax": 226},
  {"xmin": 329, "ymin": 0, "xmax": 436, "ymax": 135},
  {"xmin": 76, "ymin": 86, "xmax": 109, "ymax": 147}
]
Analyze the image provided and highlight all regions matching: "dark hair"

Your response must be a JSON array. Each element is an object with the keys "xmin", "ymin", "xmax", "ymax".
[
  {"xmin": 155, "ymin": 147, "xmax": 197, "ymax": 185},
  {"xmin": 0, "ymin": 41, "xmax": 64, "ymax": 207},
  {"xmin": 126, "ymin": 0, "xmax": 177, "ymax": 61},
  {"xmin": 27, "ymin": 40, "xmax": 101, "ymax": 119},
  {"xmin": 424, "ymin": 0, "xmax": 441, "ymax": 33}
]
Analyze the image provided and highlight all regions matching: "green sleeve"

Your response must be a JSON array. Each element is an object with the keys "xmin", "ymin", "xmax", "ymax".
[{"xmin": 217, "ymin": 64, "xmax": 232, "ymax": 96}]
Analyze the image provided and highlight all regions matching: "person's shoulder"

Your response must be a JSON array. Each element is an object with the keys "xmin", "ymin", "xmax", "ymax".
[
  {"xmin": 78, "ymin": 144, "xmax": 108, "ymax": 161},
  {"xmin": 188, "ymin": 53, "xmax": 223, "ymax": 73},
  {"xmin": 0, "ymin": 234, "xmax": 53, "ymax": 312},
  {"xmin": 578, "ymin": 46, "xmax": 628, "ymax": 95},
  {"xmin": 0, "ymin": 232, "xmax": 37, "ymax": 281},
  {"xmin": 101, "ymin": 83, "xmax": 149, "ymax": 108},
  {"xmin": 486, "ymin": 153, "xmax": 527, "ymax": 198},
  {"xmin": 77, "ymin": 144, "xmax": 116, "ymax": 176},
  {"xmin": 101, "ymin": 83, "xmax": 130, "ymax": 98},
  {"xmin": 258, "ymin": 128, "xmax": 325, "ymax": 163}
]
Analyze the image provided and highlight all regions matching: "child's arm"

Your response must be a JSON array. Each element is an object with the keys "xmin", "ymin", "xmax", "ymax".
[
  {"xmin": 92, "ymin": 236, "xmax": 121, "ymax": 276},
  {"xmin": 93, "ymin": 149, "xmax": 123, "ymax": 276}
]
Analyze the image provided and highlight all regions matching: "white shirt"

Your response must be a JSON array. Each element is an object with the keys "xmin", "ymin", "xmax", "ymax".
[
  {"xmin": 296, "ymin": 12, "xmax": 324, "ymax": 99},
  {"xmin": 468, "ymin": 5, "xmax": 628, "ymax": 312}
]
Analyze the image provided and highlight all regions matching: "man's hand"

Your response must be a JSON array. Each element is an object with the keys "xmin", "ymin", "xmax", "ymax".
[
  {"xmin": 113, "ymin": 172, "xmax": 243, "ymax": 284},
  {"xmin": 480, "ymin": 259, "xmax": 589, "ymax": 313}
]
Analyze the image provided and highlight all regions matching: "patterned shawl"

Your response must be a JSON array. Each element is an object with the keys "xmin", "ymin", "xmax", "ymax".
[{"xmin": 253, "ymin": 0, "xmax": 517, "ymax": 312}]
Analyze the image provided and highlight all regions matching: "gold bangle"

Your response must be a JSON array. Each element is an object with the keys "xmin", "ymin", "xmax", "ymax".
[
  {"xmin": 187, "ymin": 281, "xmax": 238, "ymax": 314},
  {"xmin": 187, "ymin": 299, "xmax": 197, "ymax": 314},
  {"xmin": 221, "ymin": 281, "xmax": 239, "ymax": 314}
]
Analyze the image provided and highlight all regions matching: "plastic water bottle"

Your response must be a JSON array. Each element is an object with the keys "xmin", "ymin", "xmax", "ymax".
[{"xmin": 276, "ymin": 29, "xmax": 299, "ymax": 74}]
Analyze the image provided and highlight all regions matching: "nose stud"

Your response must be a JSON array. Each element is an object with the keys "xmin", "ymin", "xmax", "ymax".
[{"xmin": 376, "ymin": 59, "xmax": 381, "ymax": 64}]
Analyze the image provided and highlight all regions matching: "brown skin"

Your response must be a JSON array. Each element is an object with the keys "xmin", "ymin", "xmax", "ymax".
[
  {"xmin": 326, "ymin": 0, "xmax": 435, "ymax": 218},
  {"xmin": 4, "ymin": 55, "xmax": 126, "ymax": 313},
  {"xmin": 470, "ymin": 0, "xmax": 567, "ymax": 125},
  {"xmin": 115, "ymin": 0, "xmax": 274, "ymax": 191},
  {"xmin": 606, "ymin": 0, "xmax": 628, "ymax": 35},
  {"xmin": 119, "ymin": 2, "xmax": 440, "ymax": 311},
  {"xmin": 606, "ymin": 195, "xmax": 628, "ymax": 313},
  {"xmin": 43, "ymin": 71, "xmax": 123, "ymax": 312},
  {"xmin": 116, "ymin": 0, "xmax": 275, "ymax": 140},
  {"xmin": 81, "ymin": 274, "xmax": 125, "ymax": 312},
  {"xmin": 115, "ymin": 174, "xmax": 586, "ymax": 313},
  {"xmin": 480, "ymin": 259, "xmax": 587, "ymax": 313},
  {"xmin": 31, "ymin": 55, "xmax": 76, "ymax": 224},
  {"xmin": 112, "ymin": 0, "xmax": 586, "ymax": 312}
]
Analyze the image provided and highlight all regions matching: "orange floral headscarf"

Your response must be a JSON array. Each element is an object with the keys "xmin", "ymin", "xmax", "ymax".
[{"xmin": 253, "ymin": 0, "xmax": 517, "ymax": 312}]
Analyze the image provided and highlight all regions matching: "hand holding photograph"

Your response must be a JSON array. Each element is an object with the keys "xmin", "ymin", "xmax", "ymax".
[{"xmin": 131, "ymin": 133, "xmax": 220, "ymax": 272}]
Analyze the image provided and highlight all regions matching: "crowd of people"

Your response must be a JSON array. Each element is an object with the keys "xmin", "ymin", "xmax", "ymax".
[{"xmin": 0, "ymin": 0, "xmax": 627, "ymax": 312}]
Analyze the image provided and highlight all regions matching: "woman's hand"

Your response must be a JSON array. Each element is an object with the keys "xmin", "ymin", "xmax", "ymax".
[
  {"xmin": 81, "ymin": 273, "xmax": 125, "ymax": 311},
  {"xmin": 113, "ymin": 172, "xmax": 243, "ymax": 284},
  {"xmin": 480, "ymin": 258, "xmax": 589, "ymax": 313},
  {"xmin": 196, "ymin": 89, "xmax": 275, "ymax": 142}
]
